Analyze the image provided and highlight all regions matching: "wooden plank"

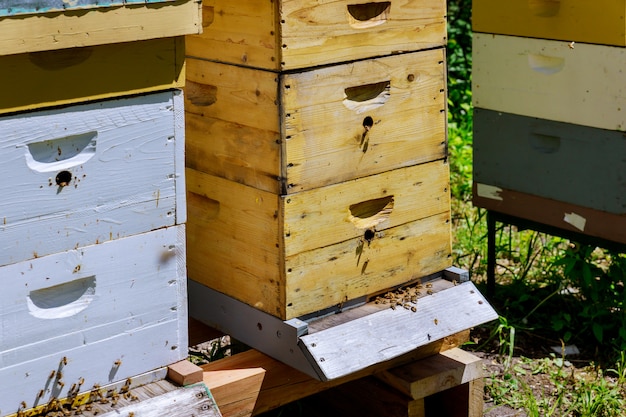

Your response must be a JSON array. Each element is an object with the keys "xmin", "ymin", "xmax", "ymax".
[
  {"xmin": 203, "ymin": 366, "xmax": 266, "ymax": 417},
  {"xmin": 473, "ymin": 0, "xmax": 626, "ymax": 46},
  {"xmin": 0, "ymin": 37, "xmax": 184, "ymax": 115},
  {"xmin": 298, "ymin": 283, "xmax": 496, "ymax": 380},
  {"xmin": 186, "ymin": 0, "xmax": 446, "ymax": 70},
  {"xmin": 97, "ymin": 384, "xmax": 221, "ymax": 417},
  {"xmin": 0, "ymin": 0, "xmax": 201, "ymax": 56},
  {"xmin": 377, "ymin": 348, "xmax": 483, "ymax": 400},
  {"xmin": 168, "ymin": 361, "xmax": 204, "ymax": 386},
  {"xmin": 200, "ymin": 330, "xmax": 470, "ymax": 416},
  {"xmin": 473, "ymin": 108, "xmax": 626, "ymax": 215},
  {"xmin": 472, "ymin": 183, "xmax": 626, "ymax": 245},
  {"xmin": 0, "ymin": 226, "xmax": 188, "ymax": 414},
  {"xmin": 0, "ymin": 90, "xmax": 184, "ymax": 266},
  {"xmin": 184, "ymin": 50, "xmax": 446, "ymax": 195},
  {"xmin": 473, "ymin": 33, "xmax": 626, "ymax": 131}
]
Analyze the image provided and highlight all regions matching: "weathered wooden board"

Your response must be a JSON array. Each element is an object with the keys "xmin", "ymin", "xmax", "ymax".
[
  {"xmin": 185, "ymin": 49, "xmax": 446, "ymax": 194},
  {"xmin": 0, "ymin": 0, "xmax": 200, "ymax": 55},
  {"xmin": 472, "ymin": 184, "xmax": 626, "ymax": 245},
  {"xmin": 186, "ymin": 160, "xmax": 451, "ymax": 319},
  {"xmin": 1, "ymin": 0, "xmax": 174, "ymax": 16},
  {"xmin": 378, "ymin": 348, "xmax": 483, "ymax": 400},
  {"xmin": 299, "ymin": 282, "xmax": 495, "ymax": 380},
  {"xmin": 98, "ymin": 384, "xmax": 221, "ymax": 417},
  {"xmin": 186, "ymin": 0, "xmax": 446, "ymax": 70},
  {"xmin": 474, "ymin": 108, "xmax": 626, "ymax": 215},
  {"xmin": 0, "ymin": 226, "xmax": 188, "ymax": 415},
  {"xmin": 0, "ymin": 37, "xmax": 185, "ymax": 115},
  {"xmin": 0, "ymin": 90, "xmax": 185, "ymax": 267},
  {"xmin": 472, "ymin": 34, "xmax": 626, "ymax": 131},
  {"xmin": 199, "ymin": 331, "xmax": 471, "ymax": 415},
  {"xmin": 473, "ymin": 0, "xmax": 626, "ymax": 46}
]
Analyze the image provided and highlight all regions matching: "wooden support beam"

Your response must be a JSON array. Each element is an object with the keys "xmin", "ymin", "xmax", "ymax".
[
  {"xmin": 200, "ymin": 330, "xmax": 469, "ymax": 416},
  {"xmin": 168, "ymin": 360, "xmax": 204, "ymax": 386}
]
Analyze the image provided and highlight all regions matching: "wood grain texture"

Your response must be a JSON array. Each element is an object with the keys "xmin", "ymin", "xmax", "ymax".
[
  {"xmin": 186, "ymin": 0, "xmax": 446, "ymax": 70},
  {"xmin": 473, "ymin": 34, "xmax": 626, "ymax": 131},
  {"xmin": 0, "ymin": 37, "xmax": 185, "ymax": 115},
  {"xmin": 203, "ymin": 366, "xmax": 266, "ymax": 417},
  {"xmin": 0, "ymin": 0, "xmax": 201, "ymax": 56},
  {"xmin": 0, "ymin": 91, "xmax": 185, "ymax": 266},
  {"xmin": 200, "ymin": 331, "xmax": 470, "ymax": 416},
  {"xmin": 185, "ymin": 50, "xmax": 446, "ymax": 194},
  {"xmin": 0, "ymin": 226, "xmax": 188, "ymax": 414},
  {"xmin": 186, "ymin": 160, "xmax": 451, "ymax": 319},
  {"xmin": 473, "ymin": 0, "xmax": 626, "ymax": 46}
]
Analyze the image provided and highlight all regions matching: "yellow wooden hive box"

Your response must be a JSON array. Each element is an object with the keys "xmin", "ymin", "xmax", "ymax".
[
  {"xmin": 0, "ymin": 37, "xmax": 185, "ymax": 115},
  {"xmin": 186, "ymin": 0, "xmax": 446, "ymax": 70},
  {"xmin": 187, "ymin": 159, "xmax": 452, "ymax": 320},
  {"xmin": 185, "ymin": 48, "xmax": 447, "ymax": 195},
  {"xmin": 472, "ymin": 0, "xmax": 626, "ymax": 46}
]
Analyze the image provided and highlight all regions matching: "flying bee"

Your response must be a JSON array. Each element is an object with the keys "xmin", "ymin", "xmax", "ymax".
[{"xmin": 114, "ymin": 359, "xmax": 122, "ymax": 367}]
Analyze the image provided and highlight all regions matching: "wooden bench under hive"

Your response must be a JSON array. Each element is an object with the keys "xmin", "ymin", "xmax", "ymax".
[
  {"xmin": 0, "ymin": 0, "xmax": 200, "ymax": 414},
  {"xmin": 185, "ymin": 0, "xmax": 497, "ymax": 381},
  {"xmin": 472, "ymin": 0, "xmax": 626, "ymax": 245}
]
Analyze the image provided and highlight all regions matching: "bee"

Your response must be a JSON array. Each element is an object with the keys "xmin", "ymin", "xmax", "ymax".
[
  {"xmin": 568, "ymin": 41, "xmax": 575, "ymax": 49},
  {"xmin": 20, "ymin": 401, "xmax": 27, "ymax": 409},
  {"xmin": 453, "ymin": 279, "xmax": 458, "ymax": 286},
  {"xmin": 427, "ymin": 289, "xmax": 433, "ymax": 295},
  {"xmin": 434, "ymin": 318, "xmax": 439, "ymax": 325},
  {"xmin": 129, "ymin": 413, "xmax": 135, "ymax": 417},
  {"xmin": 56, "ymin": 371, "xmax": 63, "ymax": 380},
  {"xmin": 425, "ymin": 282, "xmax": 433, "ymax": 289},
  {"xmin": 114, "ymin": 359, "xmax": 122, "ymax": 367},
  {"xmin": 57, "ymin": 380, "xmax": 65, "ymax": 388},
  {"xmin": 49, "ymin": 370, "xmax": 56, "ymax": 379},
  {"xmin": 61, "ymin": 356, "xmax": 68, "ymax": 366},
  {"xmin": 130, "ymin": 393, "xmax": 139, "ymax": 401},
  {"xmin": 411, "ymin": 306, "xmax": 417, "ymax": 312},
  {"xmin": 78, "ymin": 377, "xmax": 85, "ymax": 386},
  {"xmin": 37, "ymin": 390, "xmax": 45, "ymax": 399}
]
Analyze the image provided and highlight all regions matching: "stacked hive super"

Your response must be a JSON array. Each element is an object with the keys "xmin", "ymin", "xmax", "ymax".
[
  {"xmin": 185, "ymin": 1, "xmax": 451, "ymax": 321},
  {"xmin": 472, "ymin": 0, "xmax": 626, "ymax": 244},
  {"xmin": 0, "ymin": 2, "xmax": 200, "ymax": 414}
]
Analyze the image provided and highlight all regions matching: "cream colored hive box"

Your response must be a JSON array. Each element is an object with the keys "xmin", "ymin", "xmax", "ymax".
[
  {"xmin": 473, "ymin": 33, "xmax": 626, "ymax": 131},
  {"xmin": 187, "ymin": 0, "xmax": 447, "ymax": 70},
  {"xmin": 0, "ymin": 90, "xmax": 186, "ymax": 267},
  {"xmin": 0, "ymin": 225, "xmax": 187, "ymax": 415},
  {"xmin": 187, "ymin": 159, "xmax": 452, "ymax": 320},
  {"xmin": 185, "ymin": 48, "xmax": 447, "ymax": 194}
]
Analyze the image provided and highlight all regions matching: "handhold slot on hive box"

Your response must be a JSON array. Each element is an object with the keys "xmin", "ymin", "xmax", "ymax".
[
  {"xmin": 347, "ymin": 2, "xmax": 391, "ymax": 29},
  {"xmin": 529, "ymin": 132, "xmax": 561, "ymax": 154},
  {"xmin": 528, "ymin": 0, "xmax": 560, "ymax": 17},
  {"xmin": 349, "ymin": 195, "xmax": 394, "ymax": 229},
  {"xmin": 27, "ymin": 276, "xmax": 96, "ymax": 319},
  {"xmin": 527, "ymin": 53, "xmax": 565, "ymax": 75},
  {"xmin": 343, "ymin": 81, "xmax": 390, "ymax": 114},
  {"xmin": 28, "ymin": 47, "xmax": 93, "ymax": 70},
  {"xmin": 25, "ymin": 131, "xmax": 97, "ymax": 172}
]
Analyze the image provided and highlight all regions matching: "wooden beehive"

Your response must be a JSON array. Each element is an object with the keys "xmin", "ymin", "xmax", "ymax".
[
  {"xmin": 185, "ymin": 48, "xmax": 447, "ymax": 194},
  {"xmin": 185, "ymin": 0, "xmax": 452, "ymax": 321},
  {"xmin": 0, "ymin": 37, "xmax": 185, "ymax": 115},
  {"xmin": 473, "ymin": 0, "xmax": 626, "ymax": 46},
  {"xmin": 0, "ymin": 90, "xmax": 186, "ymax": 267},
  {"xmin": 472, "ymin": 1, "xmax": 626, "ymax": 245},
  {"xmin": 0, "ymin": 225, "xmax": 187, "ymax": 413},
  {"xmin": 473, "ymin": 33, "xmax": 626, "ymax": 131},
  {"xmin": 187, "ymin": 0, "xmax": 446, "ymax": 70},
  {"xmin": 187, "ymin": 160, "xmax": 451, "ymax": 320}
]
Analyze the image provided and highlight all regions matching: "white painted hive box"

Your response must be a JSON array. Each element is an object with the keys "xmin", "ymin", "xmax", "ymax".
[
  {"xmin": 0, "ymin": 90, "xmax": 186, "ymax": 267},
  {"xmin": 0, "ymin": 225, "xmax": 187, "ymax": 414}
]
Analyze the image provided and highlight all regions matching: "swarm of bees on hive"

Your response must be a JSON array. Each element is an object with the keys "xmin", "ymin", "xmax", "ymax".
[{"xmin": 373, "ymin": 280, "xmax": 456, "ymax": 313}]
